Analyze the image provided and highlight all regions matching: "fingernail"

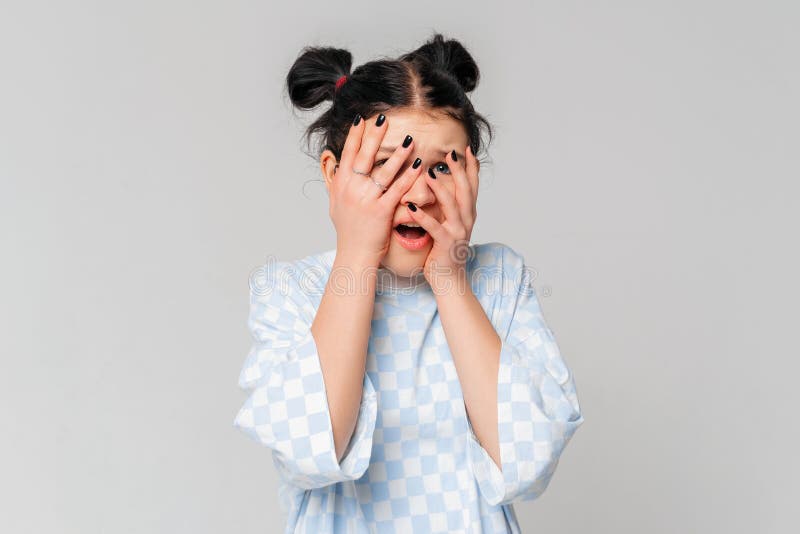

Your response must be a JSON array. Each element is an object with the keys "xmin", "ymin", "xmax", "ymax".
[
  {"xmin": 402, "ymin": 134, "xmax": 413, "ymax": 148},
  {"xmin": 451, "ymin": 149, "xmax": 458, "ymax": 162},
  {"xmin": 353, "ymin": 114, "xmax": 361, "ymax": 126},
  {"xmin": 427, "ymin": 167, "xmax": 436, "ymax": 179},
  {"xmin": 375, "ymin": 113, "xmax": 385, "ymax": 126},
  {"xmin": 412, "ymin": 157, "xmax": 422, "ymax": 169},
  {"xmin": 407, "ymin": 202, "xmax": 417, "ymax": 212}
]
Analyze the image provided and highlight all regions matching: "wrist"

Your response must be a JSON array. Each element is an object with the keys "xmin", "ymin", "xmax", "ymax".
[
  {"xmin": 334, "ymin": 240, "xmax": 384, "ymax": 268},
  {"xmin": 334, "ymin": 251, "xmax": 382, "ymax": 271},
  {"xmin": 428, "ymin": 267, "xmax": 471, "ymax": 298},
  {"xmin": 330, "ymin": 252, "xmax": 382, "ymax": 296}
]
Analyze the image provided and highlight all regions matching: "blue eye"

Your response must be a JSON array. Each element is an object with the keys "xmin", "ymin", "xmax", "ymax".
[{"xmin": 433, "ymin": 162, "xmax": 451, "ymax": 175}]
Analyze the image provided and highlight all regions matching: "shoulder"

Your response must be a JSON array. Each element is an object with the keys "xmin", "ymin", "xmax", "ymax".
[
  {"xmin": 466, "ymin": 242, "xmax": 541, "ymax": 336},
  {"xmin": 249, "ymin": 248, "xmax": 335, "ymax": 303},
  {"xmin": 467, "ymin": 241, "xmax": 529, "ymax": 285}
]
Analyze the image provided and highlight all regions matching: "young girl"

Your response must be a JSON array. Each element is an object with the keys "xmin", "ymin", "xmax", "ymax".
[{"xmin": 234, "ymin": 33, "xmax": 584, "ymax": 533}]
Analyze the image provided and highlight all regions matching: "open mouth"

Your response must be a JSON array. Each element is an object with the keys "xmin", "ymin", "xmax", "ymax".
[{"xmin": 394, "ymin": 223, "xmax": 427, "ymax": 239}]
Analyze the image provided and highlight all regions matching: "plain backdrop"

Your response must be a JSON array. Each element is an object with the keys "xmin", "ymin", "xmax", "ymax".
[{"xmin": 1, "ymin": 1, "xmax": 798, "ymax": 533}]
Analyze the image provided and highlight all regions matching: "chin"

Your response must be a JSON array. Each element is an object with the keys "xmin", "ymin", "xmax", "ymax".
[{"xmin": 380, "ymin": 241, "xmax": 430, "ymax": 278}]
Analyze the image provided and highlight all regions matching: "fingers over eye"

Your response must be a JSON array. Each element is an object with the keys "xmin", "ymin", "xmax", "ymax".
[
  {"xmin": 449, "ymin": 147, "xmax": 473, "ymax": 202},
  {"xmin": 465, "ymin": 145, "xmax": 479, "ymax": 197},
  {"xmin": 370, "ymin": 136, "xmax": 415, "ymax": 198},
  {"xmin": 352, "ymin": 113, "xmax": 388, "ymax": 181},
  {"xmin": 380, "ymin": 165, "xmax": 421, "ymax": 206},
  {"xmin": 425, "ymin": 169, "xmax": 461, "ymax": 226}
]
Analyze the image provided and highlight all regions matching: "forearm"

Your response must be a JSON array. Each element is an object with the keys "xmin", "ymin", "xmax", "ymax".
[
  {"xmin": 434, "ymin": 277, "xmax": 503, "ymax": 469},
  {"xmin": 310, "ymin": 253, "xmax": 377, "ymax": 462}
]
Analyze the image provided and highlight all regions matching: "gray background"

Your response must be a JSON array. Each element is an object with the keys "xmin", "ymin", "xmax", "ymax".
[{"xmin": 1, "ymin": 1, "xmax": 798, "ymax": 532}]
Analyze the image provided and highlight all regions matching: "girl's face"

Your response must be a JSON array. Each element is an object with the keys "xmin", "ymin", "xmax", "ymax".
[{"xmin": 323, "ymin": 108, "xmax": 472, "ymax": 278}]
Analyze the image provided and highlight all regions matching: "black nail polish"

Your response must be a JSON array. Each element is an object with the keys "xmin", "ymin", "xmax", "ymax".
[
  {"xmin": 407, "ymin": 202, "xmax": 417, "ymax": 212},
  {"xmin": 375, "ymin": 113, "xmax": 385, "ymax": 126},
  {"xmin": 451, "ymin": 149, "xmax": 458, "ymax": 162},
  {"xmin": 353, "ymin": 113, "xmax": 361, "ymax": 126},
  {"xmin": 402, "ymin": 134, "xmax": 412, "ymax": 148},
  {"xmin": 412, "ymin": 157, "xmax": 422, "ymax": 169},
  {"xmin": 427, "ymin": 167, "xmax": 436, "ymax": 179}
]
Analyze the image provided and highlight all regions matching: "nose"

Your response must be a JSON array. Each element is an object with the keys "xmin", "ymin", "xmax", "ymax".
[{"xmin": 399, "ymin": 167, "xmax": 436, "ymax": 208}]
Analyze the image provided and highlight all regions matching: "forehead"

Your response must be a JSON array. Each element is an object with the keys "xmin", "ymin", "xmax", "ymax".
[{"xmin": 376, "ymin": 108, "xmax": 468, "ymax": 153}]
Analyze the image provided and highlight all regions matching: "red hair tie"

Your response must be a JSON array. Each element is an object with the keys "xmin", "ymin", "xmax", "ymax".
[{"xmin": 335, "ymin": 74, "xmax": 348, "ymax": 91}]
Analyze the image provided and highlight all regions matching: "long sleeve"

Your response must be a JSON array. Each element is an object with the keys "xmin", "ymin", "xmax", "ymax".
[
  {"xmin": 233, "ymin": 259, "xmax": 378, "ymax": 490},
  {"xmin": 467, "ymin": 243, "xmax": 585, "ymax": 506}
]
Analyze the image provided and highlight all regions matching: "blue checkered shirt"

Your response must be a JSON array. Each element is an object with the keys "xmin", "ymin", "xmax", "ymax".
[{"xmin": 234, "ymin": 241, "xmax": 584, "ymax": 533}]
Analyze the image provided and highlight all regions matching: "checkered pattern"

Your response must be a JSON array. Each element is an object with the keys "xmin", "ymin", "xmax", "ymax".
[{"xmin": 234, "ymin": 242, "xmax": 584, "ymax": 533}]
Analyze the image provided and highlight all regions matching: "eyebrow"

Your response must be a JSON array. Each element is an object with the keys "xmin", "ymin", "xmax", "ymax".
[{"xmin": 377, "ymin": 145, "xmax": 464, "ymax": 161}]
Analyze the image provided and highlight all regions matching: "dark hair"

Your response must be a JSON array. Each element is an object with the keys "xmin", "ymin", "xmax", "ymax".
[{"xmin": 284, "ymin": 32, "xmax": 494, "ymax": 165}]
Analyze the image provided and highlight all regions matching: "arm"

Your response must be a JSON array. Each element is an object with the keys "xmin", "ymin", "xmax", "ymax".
[
  {"xmin": 439, "ymin": 243, "xmax": 585, "ymax": 506},
  {"xmin": 233, "ymin": 258, "xmax": 378, "ymax": 489},
  {"xmin": 311, "ymin": 253, "xmax": 378, "ymax": 463},
  {"xmin": 434, "ymin": 271, "xmax": 503, "ymax": 469}
]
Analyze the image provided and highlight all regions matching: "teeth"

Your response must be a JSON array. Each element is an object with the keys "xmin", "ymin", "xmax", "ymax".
[{"xmin": 401, "ymin": 223, "xmax": 421, "ymax": 227}]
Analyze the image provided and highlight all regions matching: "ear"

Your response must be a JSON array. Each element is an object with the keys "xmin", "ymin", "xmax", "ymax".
[{"xmin": 320, "ymin": 149, "xmax": 338, "ymax": 193}]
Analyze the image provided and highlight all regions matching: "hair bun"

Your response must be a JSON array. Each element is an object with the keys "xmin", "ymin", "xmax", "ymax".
[
  {"xmin": 286, "ymin": 46, "xmax": 353, "ymax": 110},
  {"xmin": 400, "ymin": 33, "xmax": 479, "ymax": 93}
]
